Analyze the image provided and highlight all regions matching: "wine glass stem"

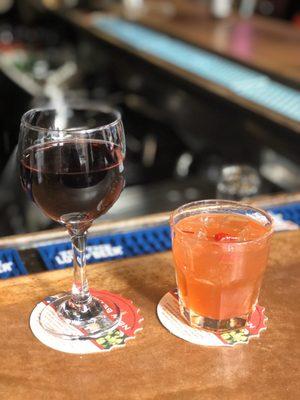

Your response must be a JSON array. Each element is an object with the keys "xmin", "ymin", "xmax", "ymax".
[{"xmin": 70, "ymin": 231, "xmax": 92, "ymax": 305}]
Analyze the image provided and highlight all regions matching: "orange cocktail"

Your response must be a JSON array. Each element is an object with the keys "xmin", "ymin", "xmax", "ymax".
[{"xmin": 170, "ymin": 200, "xmax": 273, "ymax": 331}]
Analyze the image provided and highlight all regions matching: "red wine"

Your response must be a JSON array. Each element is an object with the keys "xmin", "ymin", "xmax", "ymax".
[{"xmin": 20, "ymin": 140, "xmax": 125, "ymax": 225}]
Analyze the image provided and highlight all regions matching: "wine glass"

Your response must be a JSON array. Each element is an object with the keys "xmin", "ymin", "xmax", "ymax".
[{"xmin": 18, "ymin": 105, "xmax": 125, "ymax": 340}]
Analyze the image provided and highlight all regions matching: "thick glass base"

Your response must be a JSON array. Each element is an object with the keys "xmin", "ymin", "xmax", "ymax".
[
  {"xmin": 39, "ymin": 293, "xmax": 120, "ymax": 340},
  {"xmin": 179, "ymin": 302, "xmax": 248, "ymax": 332}
]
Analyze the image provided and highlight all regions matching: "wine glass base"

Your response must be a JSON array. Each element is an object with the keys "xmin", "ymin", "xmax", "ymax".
[{"xmin": 39, "ymin": 293, "xmax": 121, "ymax": 340}]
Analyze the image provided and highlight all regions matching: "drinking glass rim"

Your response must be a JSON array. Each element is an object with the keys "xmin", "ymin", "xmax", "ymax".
[
  {"xmin": 20, "ymin": 105, "xmax": 122, "ymax": 134},
  {"xmin": 170, "ymin": 199, "xmax": 274, "ymax": 244}
]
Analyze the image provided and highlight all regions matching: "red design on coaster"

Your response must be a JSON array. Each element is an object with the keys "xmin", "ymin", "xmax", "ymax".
[
  {"xmin": 157, "ymin": 290, "xmax": 267, "ymax": 347},
  {"xmin": 30, "ymin": 290, "xmax": 143, "ymax": 354}
]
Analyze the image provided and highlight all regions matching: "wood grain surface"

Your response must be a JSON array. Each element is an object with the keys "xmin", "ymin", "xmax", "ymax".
[
  {"xmin": 136, "ymin": 0, "xmax": 300, "ymax": 85},
  {"xmin": 30, "ymin": 0, "xmax": 300, "ymax": 84},
  {"xmin": 66, "ymin": 7, "xmax": 300, "ymax": 133},
  {"xmin": 0, "ymin": 230, "xmax": 299, "ymax": 399},
  {"xmin": 26, "ymin": 0, "xmax": 300, "ymax": 132}
]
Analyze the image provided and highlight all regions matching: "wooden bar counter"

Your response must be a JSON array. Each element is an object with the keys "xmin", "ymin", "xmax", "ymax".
[
  {"xmin": 0, "ymin": 195, "xmax": 299, "ymax": 399},
  {"xmin": 26, "ymin": 0, "xmax": 300, "ymax": 134}
]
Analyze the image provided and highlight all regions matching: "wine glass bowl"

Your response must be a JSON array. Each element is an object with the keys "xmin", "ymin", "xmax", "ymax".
[
  {"xmin": 18, "ymin": 105, "xmax": 125, "ymax": 339},
  {"xmin": 20, "ymin": 107, "xmax": 125, "ymax": 228}
]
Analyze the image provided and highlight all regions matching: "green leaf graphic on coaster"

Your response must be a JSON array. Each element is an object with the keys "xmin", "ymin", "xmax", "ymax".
[
  {"xmin": 157, "ymin": 290, "xmax": 267, "ymax": 347},
  {"xmin": 96, "ymin": 330, "xmax": 128, "ymax": 350},
  {"xmin": 220, "ymin": 329, "xmax": 250, "ymax": 345}
]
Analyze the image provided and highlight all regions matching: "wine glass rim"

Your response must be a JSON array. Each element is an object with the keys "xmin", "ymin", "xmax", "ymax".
[{"xmin": 21, "ymin": 105, "xmax": 122, "ymax": 134}]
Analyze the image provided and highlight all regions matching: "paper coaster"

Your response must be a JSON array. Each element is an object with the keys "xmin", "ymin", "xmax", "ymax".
[
  {"xmin": 30, "ymin": 289, "xmax": 143, "ymax": 354},
  {"xmin": 157, "ymin": 290, "xmax": 267, "ymax": 347}
]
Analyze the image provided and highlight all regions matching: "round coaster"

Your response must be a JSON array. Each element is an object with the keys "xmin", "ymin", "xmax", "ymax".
[
  {"xmin": 30, "ymin": 289, "xmax": 143, "ymax": 354},
  {"xmin": 157, "ymin": 290, "xmax": 267, "ymax": 347}
]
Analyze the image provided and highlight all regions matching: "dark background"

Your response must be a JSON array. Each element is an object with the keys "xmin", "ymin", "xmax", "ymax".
[{"xmin": 0, "ymin": 0, "xmax": 299, "ymax": 236}]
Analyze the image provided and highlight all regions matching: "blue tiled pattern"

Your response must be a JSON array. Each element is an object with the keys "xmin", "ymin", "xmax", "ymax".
[
  {"xmin": 38, "ymin": 225, "xmax": 172, "ymax": 270},
  {"xmin": 267, "ymin": 202, "xmax": 300, "ymax": 225},
  {"xmin": 37, "ymin": 202, "xmax": 300, "ymax": 271},
  {"xmin": 0, "ymin": 248, "xmax": 28, "ymax": 279},
  {"xmin": 93, "ymin": 17, "xmax": 300, "ymax": 122}
]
